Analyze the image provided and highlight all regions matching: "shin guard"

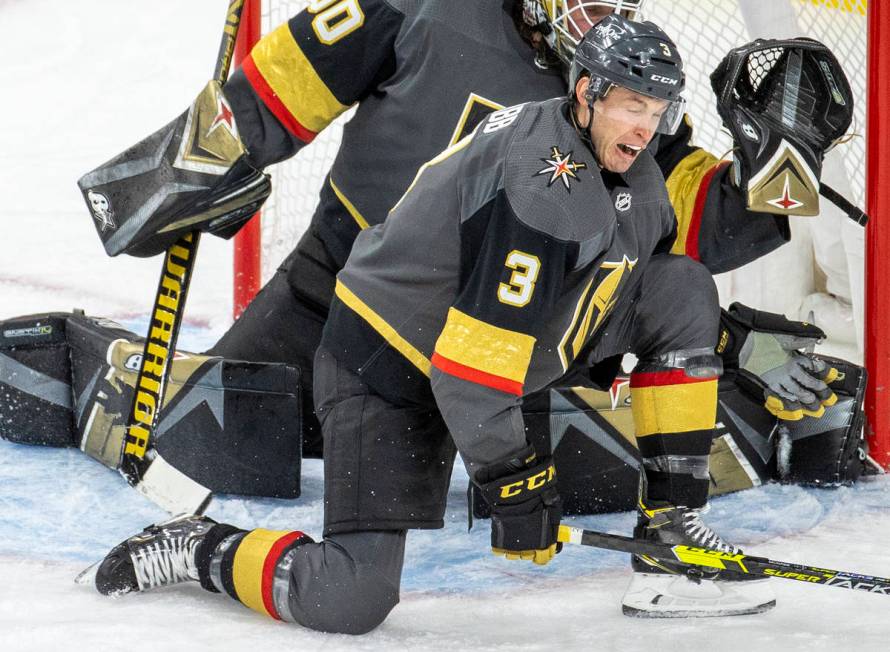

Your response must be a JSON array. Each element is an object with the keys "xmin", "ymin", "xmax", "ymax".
[
  {"xmin": 630, "ymin": 360, "xmax": 719, "ymax": 509},
  {"xmin": 67, "ymin": 314, "xmax": 303, "ymax": 497}
]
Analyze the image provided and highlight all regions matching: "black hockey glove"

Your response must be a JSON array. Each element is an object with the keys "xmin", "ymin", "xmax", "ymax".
[
  {"xmin": 474, "ymin": 445, "xmax": 562, "ymax": 566},
  {"xmin": 718, "ymin": 302, "xmax": 838, "ymax": 421}
]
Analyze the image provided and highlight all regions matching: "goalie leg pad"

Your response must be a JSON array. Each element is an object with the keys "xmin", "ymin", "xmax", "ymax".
[
  {"xmin": 0, "ymin": 312, "xmax": 76, "ymax": 447},
  {"xmin": 207, "ymin": 264, "xmax": 326, "ymax": 459},
  {"xmin": 781, "ymin": 355, "xmax": 867, "ymax": 486},
  {"xmin": 67, "ymin": 314, "xmax": 303, "ymax": 497}
]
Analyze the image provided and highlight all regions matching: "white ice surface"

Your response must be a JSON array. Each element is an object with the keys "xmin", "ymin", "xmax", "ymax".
[{"xmin": 2, "ymin": 2, "xmax": 889, "ymax": 651}]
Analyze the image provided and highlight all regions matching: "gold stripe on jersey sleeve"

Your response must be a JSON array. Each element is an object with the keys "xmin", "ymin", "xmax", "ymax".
[
  {"xmin": 631, "ymin": 379, "xmax": 717, "ymax": 437},
  {"xmin": 329, "ymin": 177, "xmax": 370, "ymax": 229},
  {"xmin": 335, "ymin": 280, "xmax": 432, "ymax": 376},
  {"xmin": 434, "ymin": 308, "xmax": 536, "ymax": 386},
  {"xmin": 665, "ymin": 148, "xmax": 720, "ymax": 255},
  {"xmin": 251, "ymin": 22, "xmax": 349, "ymax": 134}
]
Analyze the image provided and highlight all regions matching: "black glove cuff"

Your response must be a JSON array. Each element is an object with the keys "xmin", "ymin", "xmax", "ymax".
[
  {"xmin": 718, "ymin": 302, "xmax": 827, "ymax": 368},
  {"xmin": 491, "ymin": 501, "xmax": 562, "ymax": 551}
]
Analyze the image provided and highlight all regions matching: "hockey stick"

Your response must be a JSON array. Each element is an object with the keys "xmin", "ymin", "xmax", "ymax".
[
  {"xmin": 119, "ymin": 0, "xmax": 247, "ymax": 515},
  {"xmin": 558, "ymin": 525, "xmax": 890, "ymax": 596},
  {"xmin": 820, "ymin": 182, "xmax": 868, "ymax": 226}
]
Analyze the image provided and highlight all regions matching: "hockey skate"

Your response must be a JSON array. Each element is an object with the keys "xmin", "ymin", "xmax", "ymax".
[
  {"xmin": 76, "ymin": 514, "xmax": 217, "ymax": 596},
  {"xmin": 621, "ymin": 500, "xmax": 776, "ymax": 618}
]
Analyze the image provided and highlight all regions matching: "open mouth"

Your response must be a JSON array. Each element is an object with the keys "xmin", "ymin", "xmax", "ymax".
[{"xmin": 617, "ymin": 143, "xmax": 643, "ymax": 157}]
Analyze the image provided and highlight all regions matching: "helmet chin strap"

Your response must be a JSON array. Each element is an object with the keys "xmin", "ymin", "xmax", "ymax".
[{"xmin": 570, "ymin": 98, "xmax": 603, "ymax": 168}]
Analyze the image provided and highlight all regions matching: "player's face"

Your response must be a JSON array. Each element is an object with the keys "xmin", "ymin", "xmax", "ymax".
[{"xmin": 588, "ymin": 85, "xmax": 667, "ymax": 173}]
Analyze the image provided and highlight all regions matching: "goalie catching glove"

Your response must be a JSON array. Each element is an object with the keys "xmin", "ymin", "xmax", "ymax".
[
  {"xmin": 474, "ymin": 445, "xmax": 562, "ymax": 565},
  {"xmin": 718, "ymin": 302, "xmax": 838, "ymax": 421},
  {"xmin": 711, "ymin": 38, "xmax": 854, "ymax": 218},
  {"xmin": 77, "ymin": 80, "xmax": 270, "ymax": 257}
]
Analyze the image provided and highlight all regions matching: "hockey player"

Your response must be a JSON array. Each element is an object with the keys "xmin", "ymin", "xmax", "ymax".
[{"xmin": 85, "ymin": 18, "xmax": 776, "ymax": 630}]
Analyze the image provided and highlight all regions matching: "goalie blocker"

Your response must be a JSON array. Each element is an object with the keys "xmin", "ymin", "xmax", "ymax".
[
  {"xmin": 77, "ymin": 80, "xmax": 271, "ymax": 258},
  {"xmin": 0, "ymin": 312, "xmax": 303, "ymax": 498}
]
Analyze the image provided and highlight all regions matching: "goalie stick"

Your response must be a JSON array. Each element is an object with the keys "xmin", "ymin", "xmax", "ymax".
[
  {"xmin": 558, "ymin": 525, "xmax": 890, "ymax": 596},
  {"xmin": 820, "ymin": 183, "xmax": 869, "ymax": 226},
  {"xmin": 119, "ymin": 0, "xmax": 248, "ymax": 515}
]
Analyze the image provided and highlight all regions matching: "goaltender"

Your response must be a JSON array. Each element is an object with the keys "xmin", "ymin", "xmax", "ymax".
[{"xmin": 84, "ymin": 17, "xmax": 775, "ymax": 632}]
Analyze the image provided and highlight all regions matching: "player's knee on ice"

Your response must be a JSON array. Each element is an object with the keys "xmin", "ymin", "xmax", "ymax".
[{"xmin": 286, "ymin": 530, "xmax": 406, "ymax": 635}]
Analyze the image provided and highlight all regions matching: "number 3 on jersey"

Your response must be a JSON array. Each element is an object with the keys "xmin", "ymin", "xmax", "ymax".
[
  {"xmin": 308, "ymin": 0, "xmax": 365, "ymax": 44},
  {"xmin": 498, "ymin": 250, "xmax": 541, "ymax": 307}
]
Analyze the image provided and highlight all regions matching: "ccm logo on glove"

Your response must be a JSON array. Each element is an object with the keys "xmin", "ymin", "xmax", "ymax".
[{"xmin": 498, "ymin": 464, "xmax": 556, "ymax": 499}]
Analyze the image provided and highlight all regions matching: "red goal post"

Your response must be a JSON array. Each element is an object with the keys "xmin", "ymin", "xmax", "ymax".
[
  {"xmin": 232, "ymin": 0, "xmax": 890, "ymax": 465},
  {"xmin": 232, "ymin": 0, "xmax": 263, "ymax": 318}
]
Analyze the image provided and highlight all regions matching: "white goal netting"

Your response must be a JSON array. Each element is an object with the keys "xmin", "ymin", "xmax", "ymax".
[{"xmin": 252, "ymin": 0, "xmax": 868, "ymax": 354}]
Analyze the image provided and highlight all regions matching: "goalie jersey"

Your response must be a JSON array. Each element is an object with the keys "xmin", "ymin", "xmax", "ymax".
[
  {"xmin": 323, "ymin": 98, "xmax": 678, "ymax": 466},
  {"xmin": 225, "ymin": 0, "xmax": 566, "ymax": 270},
  {"xmin": 224, "ymin": 0, "xmax": 790, "ymax": 291}
]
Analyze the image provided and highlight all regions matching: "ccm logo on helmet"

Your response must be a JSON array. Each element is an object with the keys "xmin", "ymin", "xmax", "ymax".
[{"xmin": 650, "ymin": 74, "xmax": 679, "ymax": 85}]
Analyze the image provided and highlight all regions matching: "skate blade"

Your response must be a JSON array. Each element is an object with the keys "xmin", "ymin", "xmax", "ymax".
[
  {"xmin": 622, "ymin": 600, "xmax": 776, "ymax": 618},
  {"xmin": 621, "ymin": 572, "xmax": 777, "ymax": 618},
  {"xmin": 74, "ymin": 561, "xmax": 100, "ymax": 587}
]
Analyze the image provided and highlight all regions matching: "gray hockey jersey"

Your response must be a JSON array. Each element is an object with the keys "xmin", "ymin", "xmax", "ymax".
[{"xmin": 323, "ymin": 98, "xmax": 677, "ymax": 467}]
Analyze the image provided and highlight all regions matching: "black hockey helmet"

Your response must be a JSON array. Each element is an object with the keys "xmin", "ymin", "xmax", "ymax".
[
  {"xmin": 569, "ymin": 14, "xmax": 686, "ymax": 134},
  {"xmin": 521, "ymin": 1, "xmax": 646, "ymax": 66}
]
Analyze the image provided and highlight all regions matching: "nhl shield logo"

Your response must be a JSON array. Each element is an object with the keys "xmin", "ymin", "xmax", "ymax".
[{"xmin": 615, "ymin": 192, "xmax": 632, "ymax": 212}]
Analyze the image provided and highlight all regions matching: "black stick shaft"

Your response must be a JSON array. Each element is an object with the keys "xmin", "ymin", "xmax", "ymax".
[{"xmin": 559, "ymin": 525, "xmax": 890, "ymax": 596}]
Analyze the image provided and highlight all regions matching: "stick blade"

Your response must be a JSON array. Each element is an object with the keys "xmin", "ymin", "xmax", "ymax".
[{"xmin": 133, "ymin": 454, "xmax": 212, "ymax": 515}]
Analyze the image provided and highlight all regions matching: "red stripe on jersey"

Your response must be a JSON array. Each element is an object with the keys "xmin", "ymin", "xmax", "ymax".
[
  {"xmin": 431, "ymin": 353, "xmax": 523, "ymax": 396},
  {"xmin": 630, "ymin": 369, "xmax": 717, "ymax": 388},
  {"xmin": 261, "ymin": 531, "xmax": 307, "ymax": 620},
  {"xmin": 685, "ymin": 161, "xmax": 730, "ymax": 261},
  {"xmin": 242, "ymin": 55, "xmax": 317, "ymax": 145}
]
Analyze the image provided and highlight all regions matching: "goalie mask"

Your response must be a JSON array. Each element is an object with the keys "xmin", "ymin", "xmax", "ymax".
[
  {"xmin": 710, "ymin": 38, "xmax": 855, "ymax": 216},
  {"xmin": 521, "ymin": 0, "xmax": 645, "ymax": 66},
  {"xmin": 569, "ymin": 14, "xmax": 686, "ymax": 135}
]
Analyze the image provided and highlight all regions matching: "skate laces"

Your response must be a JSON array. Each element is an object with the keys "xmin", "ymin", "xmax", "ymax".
[
  {"xmin": 131, "ymin": 536, "xmax": 200, "ymax": 590},
  {"xmin": 681, "ymin": 508, "xmax": 740, "ymax": 554}
]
